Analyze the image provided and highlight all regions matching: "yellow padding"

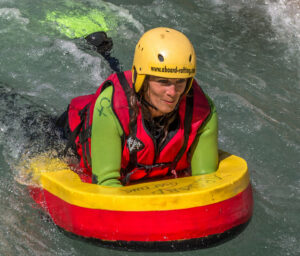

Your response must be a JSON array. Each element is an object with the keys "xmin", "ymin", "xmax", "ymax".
[{"xmin": 29, "ymin": 154, "xmax": 249, "ymax": 211}]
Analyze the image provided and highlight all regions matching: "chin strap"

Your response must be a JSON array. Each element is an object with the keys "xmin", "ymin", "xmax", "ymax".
[{"xmin": 140, "ymin": 97, "xmax": 159, "ymax": 111}]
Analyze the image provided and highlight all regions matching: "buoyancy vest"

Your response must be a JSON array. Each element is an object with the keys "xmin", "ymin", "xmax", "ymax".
[{"xmin": 66, "ymin": 70, "xmax": 211, "ymax": 184}]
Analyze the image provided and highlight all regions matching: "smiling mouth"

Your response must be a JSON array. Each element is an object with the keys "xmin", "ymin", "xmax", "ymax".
[
  {"xmin": 162, "ymin": 98, "xmax": 176, "ymax": 103},
  {"xmin": 163, "ymin": 100, "xmax": 175, "ymax": 104}
]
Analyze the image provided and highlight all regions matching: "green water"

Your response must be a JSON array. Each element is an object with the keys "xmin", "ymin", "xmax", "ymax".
[{"xmin": 0, "ymin": 0, "xmax": 299, "ymax": 255}]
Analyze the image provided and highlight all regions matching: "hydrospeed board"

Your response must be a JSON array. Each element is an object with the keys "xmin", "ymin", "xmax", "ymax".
[{"xmin": 25, "ymin": 151, "xmax": 253, "ymax": 250}]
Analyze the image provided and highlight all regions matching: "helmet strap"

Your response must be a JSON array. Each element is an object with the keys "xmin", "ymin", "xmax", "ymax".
[
  {"xmin": 132, "ymin": 66, "xmax": 139, "ymax": 91},
  {"xmin": 135, "ymin": 74, "xmax": 158, "ymax": 111},
  {"xmin": 141, "ymin": 97, "xmax": 159, "ymax": 111}
]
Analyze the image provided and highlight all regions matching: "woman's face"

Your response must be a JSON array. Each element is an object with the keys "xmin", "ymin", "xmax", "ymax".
[{"xmin": 144, "ymin": 76, "xmax": 187, "ymax": 117}]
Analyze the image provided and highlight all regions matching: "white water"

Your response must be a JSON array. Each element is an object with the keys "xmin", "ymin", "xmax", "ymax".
[{"xmin": 0, "ymin": 0, "xmax": 299, "ymax": 255}]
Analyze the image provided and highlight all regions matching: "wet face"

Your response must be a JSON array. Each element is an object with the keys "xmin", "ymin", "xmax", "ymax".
[{"xmin": 144, "ymin": 76, "xmax": 187, "ymax": 117}]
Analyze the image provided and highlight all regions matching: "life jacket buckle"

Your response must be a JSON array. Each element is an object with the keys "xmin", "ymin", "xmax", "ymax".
[{"xmin": 171, "ymin": 169, "xmax": 178, "ymax": 179}]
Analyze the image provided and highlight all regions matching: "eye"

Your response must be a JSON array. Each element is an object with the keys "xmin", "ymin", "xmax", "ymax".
[
  {"xmin": 177, "ymin": 79, "xmax": 186, "ymax": 84},
  {"xmin": 158, "ymin": 79, "xmax": 169, "ymax": 84}
]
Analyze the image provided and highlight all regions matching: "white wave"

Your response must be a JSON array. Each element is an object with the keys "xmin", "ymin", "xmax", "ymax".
[
  {"xmin": 213, "ymin": 88, "xmax": 281, "ymax": 125},
  {"xmin": 243, "ymin": 73, "xmax": 267, "ymax": 90},
  {"xmin": 105, "ymin": 2, "xmax": 145, "ymax": 35},
  {"xmin": 265, "ymin": 0, "xmax": 300, "ymax": 32},
  {"xmin": 231, "ymin": 93, "xmax": 281, "ymax": 124},
  {"xmin": 265, "ymin": 0, "xmax": 300, "ymax": 49},
  {"xmin": 88, "ymin": 0, "xmax": 144, "ymax": 36},
  {"xmin": 0, "ymin": 8, "xmax": 29, "ymax": 25},
  {"xmin": 208, "ymin": 0, "xmax": 300, "ymax": 53},
  {"xmin": 54, "ymin": 39, "xmax": 105, "ymax": 85},
  {"xmin": 34, "ymin": 83, "xmax": 56, "ymax": 93}
]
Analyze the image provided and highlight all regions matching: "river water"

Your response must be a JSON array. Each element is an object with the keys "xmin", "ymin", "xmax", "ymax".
[{"xmin": 0, "ymin": 0, "xmax": 299, "ymax": 255}]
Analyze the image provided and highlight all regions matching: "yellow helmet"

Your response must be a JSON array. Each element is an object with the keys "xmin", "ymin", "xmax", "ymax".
[{"xmin": 132, "ymin": 27, "xmax": 196, "ymax": 93}]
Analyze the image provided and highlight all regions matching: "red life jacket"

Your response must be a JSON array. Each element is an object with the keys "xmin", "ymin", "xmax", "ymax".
[{"xmin": 66, "ymin": 70, "xmax": 211, "ymax": 184}]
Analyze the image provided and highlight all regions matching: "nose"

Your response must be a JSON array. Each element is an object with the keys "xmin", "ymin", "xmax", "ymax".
[{"xmin": 166, "ymin": 84, "xmax": 177, "ymax": 97}]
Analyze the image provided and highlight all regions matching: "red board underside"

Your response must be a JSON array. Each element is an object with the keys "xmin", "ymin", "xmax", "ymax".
[{"xmin": 38, "ymin": 185, "xmax": 253, "ymax": 242}]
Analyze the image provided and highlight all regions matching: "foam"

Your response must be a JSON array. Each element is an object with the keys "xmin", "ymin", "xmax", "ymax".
[
  {"xmin": 207, "ymin": 0, "xmax": 300, "ymax": 53},
  {"xmin": 106, "ymin": 2, "xmax": 144, "ymax": 35},
  {"xmin": 0, "ymin": 8, "xmax": 29, "ymax": 25},
  {"xmin": 265, "ymin": 0, "xmax": 300, "ymax": 49}
]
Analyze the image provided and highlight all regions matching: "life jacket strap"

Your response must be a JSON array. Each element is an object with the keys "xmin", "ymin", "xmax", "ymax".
[
  {"xmin": 168, "ymin": 87, "xmax": 194, "ymax": 177},
  {"xmin": 80, "ymin": 103, "xmax": 92, "ymax": 168},
  {"xmin": 63, "ymin": 103, "xmax": 91, "ymax": 167},
  {"xmin": 116, "ymin": 72, "xmax": 138, "ymax": 173}
]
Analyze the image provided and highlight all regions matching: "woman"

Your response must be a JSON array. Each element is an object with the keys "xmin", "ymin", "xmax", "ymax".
[{"xmin": 63, "ymin": 27, "xmax": 218, "ymax": 187}]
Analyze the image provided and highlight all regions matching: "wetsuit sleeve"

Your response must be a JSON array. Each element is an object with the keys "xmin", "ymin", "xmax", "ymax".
[
  {"xmin": 191, "ymin": 97, "xmax": 218, "ymax": 175},
  {"xmin": 91, "ymin": 85, "xmax": 124, "ymax": 187}
]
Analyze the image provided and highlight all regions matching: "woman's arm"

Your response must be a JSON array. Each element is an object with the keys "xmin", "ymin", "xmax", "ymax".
[
  {"xmin": 191, "ymin": 98, "xmax": 218, "ymax": 175},
  {"xmin": 91, "ymin": 85, "xmax": 124, "ymax": 187}
]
